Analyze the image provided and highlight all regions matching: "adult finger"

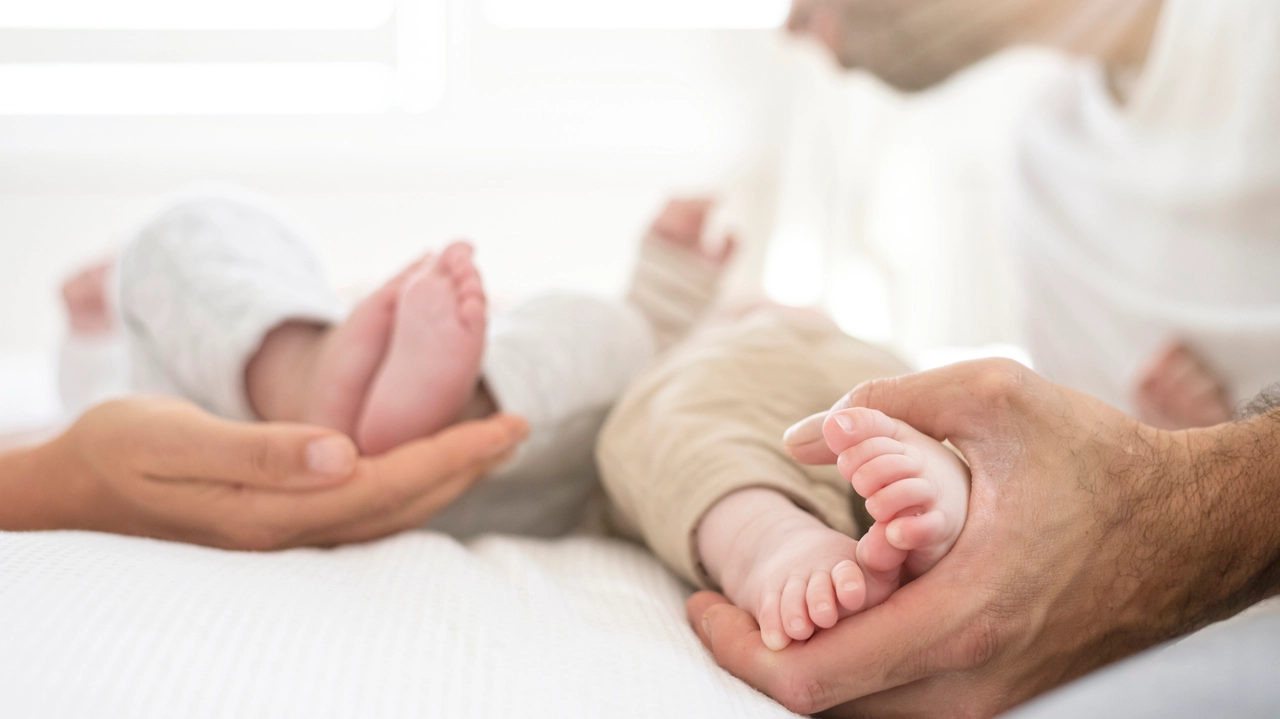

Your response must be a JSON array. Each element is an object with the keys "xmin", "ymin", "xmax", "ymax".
[
  {"xmin": 691, "ymin": 576, "xmax": 971, "ymax": 714},
  {"xmin": 786, "ymin": 359, "xmax": 1035, "ymax": 466},
  {"xmin": 110, "ymin": 400, "xmax": 359, "ymax": 489},
  {"xmin": 229, "ymin": 414, "xmax": 529, "ymax": 543},
  {"xmin": 303, "ymin": 447, "xmax": 520, "ymax": 547}
]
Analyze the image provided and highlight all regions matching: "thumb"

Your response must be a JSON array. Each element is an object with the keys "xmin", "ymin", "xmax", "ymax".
[
  {"xmin": 786, "ymin": 359, "xmax": 1036, "ymax": 464},
  {"xmin": 143, "ymin": 404, "xmax": 359, "ymax": 488}
]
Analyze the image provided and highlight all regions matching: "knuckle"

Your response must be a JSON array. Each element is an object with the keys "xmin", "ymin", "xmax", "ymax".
[
  {"xmin": 248, "ymin": 437, "xmax": 278, "ymax": 483},
  {"xmin": 969, "ymin": 360, "xmax": 1027, "ymax": 406},
  {"xmin": 772, "ymin": 671, "xmax": 831, "ymax": 716},
  {"xmin": 958, "ymin": 616, "xmax": 1004, "ymax": 670}
]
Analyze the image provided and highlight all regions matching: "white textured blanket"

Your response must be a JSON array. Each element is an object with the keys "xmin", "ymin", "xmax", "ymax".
[{"xmin": 0, "ymin": 531, "xmax": 799, "ymax": 719}]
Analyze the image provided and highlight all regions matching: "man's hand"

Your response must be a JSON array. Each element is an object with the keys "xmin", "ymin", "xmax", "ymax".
[
  {"xmin": 3, "ymin": 396, "xmax": 527, "ymax": 550},
  {"xmin": 1134, "ymin": 342, "xmax": 1234, "ymax": 430},
  {"xmin": 689, "ymin": 359, "xmax": 1280, "ymax": 717}
]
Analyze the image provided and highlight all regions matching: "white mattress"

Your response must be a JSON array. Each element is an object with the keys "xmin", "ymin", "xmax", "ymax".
[{"xmin": 0, "ymin": 530, "xmax": 799, "ymax": 718}]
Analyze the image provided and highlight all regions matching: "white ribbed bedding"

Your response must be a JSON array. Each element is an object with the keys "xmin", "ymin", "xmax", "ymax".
[{"xmin": 0, "ymin": 531, "xmax": 799, "ymax": 718}]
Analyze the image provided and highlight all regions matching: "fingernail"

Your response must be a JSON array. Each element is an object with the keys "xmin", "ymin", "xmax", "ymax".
[
  {"xmin": 701, "ymin": 617, "xmax": 713, "ymax": 641},
  {"xmin": 783, "ymin": 413, "xmax": 826, "ymax": 446},
  {"xmin": 306, "ymin": 436, "xmax": 356, "ymax": 476},
  {"xmin": 887, "ymin": 523, "xmax": 904, "ymax": 547},
  {"xmin": 834, "ymin": 412, "xmax": 855, "ymax": 433}
]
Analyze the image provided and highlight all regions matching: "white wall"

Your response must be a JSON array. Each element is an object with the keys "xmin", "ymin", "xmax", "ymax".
[
  {"xmin": 0, "ymin": 0, "xmax": 1071, "ymax": 400},
  {"xmin": 0, "ymin": 3, "xmax": 799, "ymax": 356}
]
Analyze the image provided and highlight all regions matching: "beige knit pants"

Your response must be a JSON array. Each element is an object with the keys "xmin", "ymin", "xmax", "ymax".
[{"xmin": 596, "ymin": 309, "xmax": 910, "ymax": 588}]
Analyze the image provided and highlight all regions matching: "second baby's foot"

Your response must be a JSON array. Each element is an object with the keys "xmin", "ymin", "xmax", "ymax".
[
  {"xmin": 824, "ymin": 407, "xmax": 971, "ymax": 580},
  {"xmin": 697, "ymin": 488, "xmax": 897, "ymax": 651},
  {"xmin": 61, "ymin": 259, "xmax": 117, "ymax": 336},
  {"xmin": 648, "ymin": 197, "xmax": 736, "ymax": 266},
  {"xmin": 355, "ymin": 242, "xmax": 487, "ymax": 455}
]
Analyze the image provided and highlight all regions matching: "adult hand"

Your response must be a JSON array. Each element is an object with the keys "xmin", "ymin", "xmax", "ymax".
[
  {"xmin": 688, "ymin": 359, "xmax": 1280, "ymax": 716},
  {"xmin": 1134, "ymin": 342, "xmax": 1233, "ymax": 430},
  {"xmin": 2, "ymin": 396, "xmax": 527, "ymax": 550}
]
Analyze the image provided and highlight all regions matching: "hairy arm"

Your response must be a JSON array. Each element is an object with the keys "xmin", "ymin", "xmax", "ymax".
[
  {"xmin": 693, "ymin": 362, "xmax": 1280, "ymax": 717},
  {"xmin": 1173, "ymin": 410, "xmax": 1280, "ymax": 623}
]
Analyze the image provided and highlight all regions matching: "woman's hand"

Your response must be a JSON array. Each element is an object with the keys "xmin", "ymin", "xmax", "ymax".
[{"xmin": 1, "ymin": 396, "xmax": 527, "ymax": 550}]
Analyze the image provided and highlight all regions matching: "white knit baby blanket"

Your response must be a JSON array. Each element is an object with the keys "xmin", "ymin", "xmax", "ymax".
[{"xmin": 0, "ymin": 531, "xmax": 799, "ymax": 718}]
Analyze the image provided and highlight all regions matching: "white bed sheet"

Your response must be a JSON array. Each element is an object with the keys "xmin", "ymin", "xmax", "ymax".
[{"xmin": 0, "ymin": 531, "xmax": 799, "ymax": 719}]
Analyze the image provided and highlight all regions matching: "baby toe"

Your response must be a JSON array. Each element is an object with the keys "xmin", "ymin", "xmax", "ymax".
[
  {"xmin": 857, "ymin": 522, "xmax": 909, "ymax": 574},
  {"xmin": 440, "ymin": 241, "xmax": 474, "ymax": 271},
  {"xmin": 864, "ymin": 477, "xmax": 936, "ymax": 523},
  {"xmin": 886, "ymin": 511, "xmax": 949, "ymax": 551},
  {"xmin": 457, "ymin": 296, "xmax": 487, "ymax": 330},
  {"xmin": 849, "ymin": 452, "xmax": 924, "ymax": 499},
  {"xmin": 831, "ymin": 560, "xmax": 866, "ymax": 613},
  {"xmin": 780, "ymin": 575, "xmax": 815, "ymax": 642},
  {"xmin": 805, "ymin": 572, "xmax": 839, "ymax": 629},
  {"xmin": 836, "ymin": 436, "xmax": 906, "ymax": 486},
  {"xmin": 823, "ymin": 407, "xmax": 900, "ymax": 455},
  {"xmin": 455, "ymin": 274, "xmax": 485, "ymax": 302},
  {"xmin": 757, "ymin": 590, "xmax": 791, "ymax": 652}
]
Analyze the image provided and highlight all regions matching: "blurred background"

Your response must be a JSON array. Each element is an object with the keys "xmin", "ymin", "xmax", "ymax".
[{"xmin": 0, "ymin": 0, "xmax": 1068, "ymax": 432}]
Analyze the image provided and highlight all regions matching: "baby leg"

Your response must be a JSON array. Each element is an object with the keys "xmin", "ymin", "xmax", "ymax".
[
  {"xmin": 118, "ymin": 197, "xmax": 348, "ymax": 421},
  {"xmin": 627, "ymin": 198, "xmax": 734, "ymax": 353},
  {"xmin": 597, "ymin": 310, "xmax": 913, "ymax": 649}
]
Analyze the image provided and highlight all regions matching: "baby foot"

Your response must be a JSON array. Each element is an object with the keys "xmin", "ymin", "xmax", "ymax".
[
  {"xmin": 61, "ymin": 259, "xmax": 116, "ymax": 336},
  {"xmin": 648, "ymin": 197, "xmax": 736, "ymax": 265},
  {"xmin": 823, "ymin": 407, "xmax": 970, "ymax": 583},
  {"xmin": 629, "ymin": 198, "xmax": 736, "ymax": 352},
  {"xmin": 697, "ymin": 488, "xmax": 876, "ymax": 651},
  {"xmin": 299, "ymin": 255, "xmax": 431, "ymax": 436},
  {"xmin": 355, "ymin": 242, "xmax": 487, "ymax": 455}
]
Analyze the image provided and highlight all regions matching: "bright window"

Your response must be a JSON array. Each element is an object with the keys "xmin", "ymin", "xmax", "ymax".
[
  {"xmin": 0, "ymin": 0, "xmax": 443, "ymax": 114},
  {"xmin": 484, "ymin": 0, "xmax": 790, "ymax": 29},
  {"xmin": 0, "ymin": 63, "xmax": 396, "ymax": 115},
  {"xmin": 0, "ymin": 0, "xmax": 393, "ymax": 30}
]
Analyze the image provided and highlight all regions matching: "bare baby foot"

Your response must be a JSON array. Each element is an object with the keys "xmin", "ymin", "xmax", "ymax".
[
  {"xmin": 355, "ymin": 242, "xmax": 487, "ymax": 455},
  {"xmin": 61, "ymin": 259, "xmax": 117, "ymax": 336},
  {"xmin": 823, "ymin": 407, "xmax": 970, "ymax": 585},
  {"xmin": 246, "ymin": 255, "xmax": 430, "ymax": 436},
  {"xmin": 648, "ymin": 197, "xmax": 736, "ymax": 266},
  {"xmin": 697, "ymin": 488, "xmax": 874, "ymax": 651}
]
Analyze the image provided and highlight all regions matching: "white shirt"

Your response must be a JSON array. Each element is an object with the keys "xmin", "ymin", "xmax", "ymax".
[{"xmin": 1014, "ymin": 0, "xmax": 1280, "ymax": 413}]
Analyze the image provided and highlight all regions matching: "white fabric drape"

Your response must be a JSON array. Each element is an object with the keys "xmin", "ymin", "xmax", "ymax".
[{"xmin": 1016, "ymin": 0, "xmax": 1280, "ymax": 412}]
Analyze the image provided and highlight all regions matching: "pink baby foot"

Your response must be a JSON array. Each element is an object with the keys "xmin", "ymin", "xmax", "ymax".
[
  {"xmin": 697, "ymin": 488, "xmax": 870, "ymax": 652},
  {"xmin": 823, "ymin": 407, "xmax": 971, "ymax": 601},
  {"xmin": 355, "ymin": 242, "xmax": 487, "ymax": 455},
  {"xmin": 648, "ymin": 197, "xmax": 737, "ymax": 266}
]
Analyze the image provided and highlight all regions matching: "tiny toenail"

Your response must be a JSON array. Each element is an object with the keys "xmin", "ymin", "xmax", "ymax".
[
  {"xmin": 888, "ymin": 524, "xmax": 904, "ymax": 545},
  {"xmin": 843, "ymin": 583, "xmax": 860, "ymax": 593},
  {"xmin": 834, "ymin": 413, "xmax": 855, "ymax": 433},
  {"xmin": 790, "ymin": 619, "xmax": 805, "ymax": 631},
  {"xmin": 816, "ymin": 602, "xmax": 831, "ymax": 613}
]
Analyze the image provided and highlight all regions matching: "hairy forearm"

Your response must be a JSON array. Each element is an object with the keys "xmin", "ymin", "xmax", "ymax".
[
  {"xmin": 1185, "ymin": 412, "xmax": 1280, "ymax": 615},
  {"xmin": 1120, "ymin": 409, "xmax": 1280, "ymax": 657}
]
